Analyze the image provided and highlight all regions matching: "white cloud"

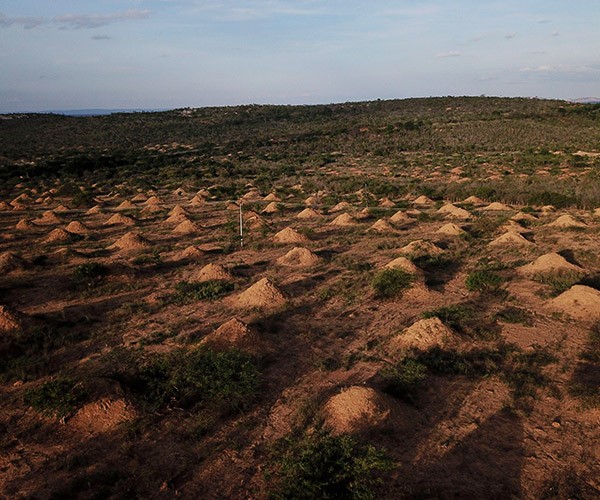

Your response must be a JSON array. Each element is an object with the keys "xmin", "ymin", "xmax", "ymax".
[
  {"xmin": 53, "ymin": 9, "xmax": 150, "ymax": 29},
  {"xmin": 0, "ymin": 12, "xmax": 44, "ymax": 29},
  {"xmin": 435, "ymin": 51, "xmax": 461, "ymax": 59}
]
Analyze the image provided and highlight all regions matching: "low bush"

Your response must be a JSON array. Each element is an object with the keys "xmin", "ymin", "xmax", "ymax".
[
  {"xmin": 271, "ymin": 430, "xmax": 392, "ymax": 499},
  {"xmin": 372, "ymin": 268, "xmax": 413, "ymax": 298},
  {"xmin": 381, "ymin": 357, "xmax": 427, "ymax": 402},
  {"xmin": 170, "ymin": 280, "xmax": 234, "ymax": 304},
  {"xmin": 24, "ymin": 377, "xmax": 86, "ymax": 419},
  {"xmin": 73, "ymin": 262, "xmax": 109, "ymax": 289},
  {"xmin": 465, "ymin": 270, "xmax": 504, "ymax": 292}
]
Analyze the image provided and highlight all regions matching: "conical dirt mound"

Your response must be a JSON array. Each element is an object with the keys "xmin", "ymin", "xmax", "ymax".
[
  {"xmin": 413, "ymin": 195, "xmax": 434, "ymax": 206},
  {"xmin": 549, "ymin": 285, "xmax": 600, "ymax": 320},
  {"xmin": 368, "ymin": 219, "xmax": 396, "ymax": 232},
  {"xmin": 547, "ymin": 215, "xmax": 587, "ymax": 229},
  {"xmin": 518, "ymin": 253, "xmax": 583, "ymax": 276},
  {"xmin": 276, "ymin": 247, "xmax": 321, "ymax": 267},
  {"xmin": 65, "ymin": 221, "xmax": 90, "ymax": 235},
  {"xmin": 131, "ymin": 193, "xmax": 148, "ymax": 203},
  {"xmin": 436, "ymin": 223, "xmax": 466, "ymax": 236},
  {"xmin": 390, "ymin": 211, "xmax": 412, "ymax": 224},
  {"xmin": 511, "ymin": 212, "xmax": 537, "ymax": 223},
  {"xmin": 272, "ymin": 227, "xmax": 308, "ymax": 243},
  {"xmin": 379, "ymin": 197, "xmax": 395, "ymax": 207},
  {"xmin": 482, "ymin": 202, "xmax": 512, "ymax": 211},
  {"xmin": 262, "ymin": 202, "xmax": 280, "ymax": 214},
  {"xmin": 264, "ymin": 193, "xmax": 280, "ymax": 202},
  {"xmin": 86, "ymin": 205, "xmax": 103, "ymax": 215},
  {"xmin": 391, "ymin": 317, "xmax": 454, "ymax": 351},
  {"xmin": 43, "ymin": 228, "xmax": 77, "ymax": 244},
  {"xmin": 0, "ymin": 304, "xmax": 23, "ymax": 332},
  {"xmin": 105, "ymin": 213, "xmax": 136, "ymax": 226},
  {"xmin": 116, "ymin": 200, "xmax": 135, "ymax": 210},
  {"xmin": 330, "ymin": 201, "xmax": 351, "ymax": 212},
  {"xmin": 168, "ymin": 205, "xmax": 189, "ymax": 217},
  {"xmin": 108, "ymin": 232, "xmax": 150, "ymax": 252},
  {"xmin": 323, "ymin": 386, "xmax": 391, "ymax": 435},
  {"xmin": 195, "ymin": 263, "xmax": 233, "ymax": 282},
  {"xmin": 0, "ymin": 252, "xmax": 25, "ymax": 273},
  {"xmin": 463, "ymin": 195, "xmax": 485, "ymax": 205},
  {"xmin": 385, "ymin": 256, "xmax": 420, "ymax": 275},
  {"xmin": 489, "ymin": 232, "xmax": 534, "ymax": 247},
  {"xmin": 176, "ymin": 245, "xmax": 204, "ymax": 261},
  {"xmin": 330, "ymin": 213, "xmax": 357, "ymax": 226},
  {"xmin": 236, "ymin": 278, "xmax": 286, "ymax": 309},
  {"xmin": 15, "ymin": 219, "xmax": 34, "ymax": 231},
  {"xmin": 296, "ymin": 207, "xmax": 323, "ymax": 219},
  {"xmin": 399, "ymin": 239, "xmax": 443, "ymax": 258},
  {"xmin": 35, "ymin": 211, "xmax": 62, "ymax": 225},
  {"xmin": 437, "ymin": 203, "xmax": 472, "ymax": 220},
  {"xmin": 173, "ymin": 219, "xmax": 198, "ymax": 235},
  {"xmin": 144, "ymin": 196, "xmax": 161, "ymax": 206},
  {"xmin": 201, "ymin": 318, "xmax": 257, "ymax": 348}
]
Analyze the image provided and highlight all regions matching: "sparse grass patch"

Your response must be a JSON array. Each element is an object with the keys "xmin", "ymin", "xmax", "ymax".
[
  {"xmin": 381, "ymin": 357, "xmax": 427, "ymax": 403},
  {"xmin": 269, "ymin": 430, "xmax": 392, "ymax": 499},
  {"xmin": 24, "ymin": 377, "xmax": 87, "ymax": 419},
  {"xmin": 73, "ymin": 262, "xmax": 109, "ymax": 289},
  {"xmin": 465, "ymin": 269, "xmax": 504, "ymax": 293},
  {"xmin": 423, "ymin": 303, "xmax": 500, "ymax": 340},
  {"xmin": 495, "ymin": 306, "xmax": 534, "ymax": 326},
  {"xmin": 372, "ymin": 268, "xmax": 413, "ymax": 298},
  {"xmin": 532, "ymin": 270, "xmax": 582, "ymax": 297},
  {"xmin": 170, "ymin": 280, "xmax": 234, "ymax": 304}
]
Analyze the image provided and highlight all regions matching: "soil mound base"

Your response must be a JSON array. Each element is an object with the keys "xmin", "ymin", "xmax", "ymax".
[
  {"xmin": 105, "ymin": 213, "xmax": 136, "ymax": 226},
  {"xmin": 176, "ymin": 245, "xmax": 204, "ymax": 260},
  {"xmin": 296, "ymin": 207, "xmax": 323, "ymax": 219},
  {"xmin": 391, "ymin": 317, "xmax": 453, "ymax": 351},
  {"xmin": 264, "ymin": 193, "xmax": 280, "ymax": 202},
  {"xmin": 43, "ymin": 228, "xmax": 76, "ymax": 244},
  {"xmin": 489, "ymin": 231, "xmax": 534, "ymax": 248},
  {"xmin": 0, "ymin": 304, "xmax": 23, "ymax": 332},
  {"xmin": 262, "ymin": 202, "xmax": 280, "ymax": 214},
  {"xmin": 511, "ymin": 212, "xmax": 537, "ymax": 223},
  {"xmin": 330, "ymin": 213, "xmax": 357, "ymax": 226},
  {"xmin": 463, "ymin": 195, "xmax": 485, "ymax": 205},
  {"xmin": 379, "ymin": 197, "xmax": 396, "ymax": 207},
  {"xmin": 547, "ymin": 214, "xmax": 587, "ymax": 229},
  {"xmin": 390, "ymin": 211, "xmax": 412, "ymax": 224},
  {"xmin": 236, "ymin": 278, "xmax": 286, "ymax": 309},
  {"xmin": 272, "ymin": 227, "xmax": 308, "ymax": 244},
  {"xmin": 0, "ymin": 252, "xmax": 25, "ymax": 273},
  {"xmin": 413, "ymin": 195, "xmax": 434, "ymax": 206},
  {"xmin": 436, "ymin": 223, "xmax": 466, "ymax": 236},
  {"xmin": 399, "ymin": 239, "xmax": 443, "ymax": 258},
  {"xmin": 168, "ymin": 205, "xmax": 189, "ymax": 217},
  {"xmin": 548, "ymin": 285, "xmax": 600, "ymax": 320},
  {"xmin": 15, "ymin": 219, "xmax": 34, "ymax": 231},
  {"xmin": 70, "ymin": 398, "xmax": 136, "ymax": 434},
  {"xmin": 65, "ymin": 221, "xmax": 90, "ymax": 235},
  {"xmin": 196, "ymin": 263, "xmax": 233, "ymax": 282},
  {"xmin": 108, "ymin": 232, "xmax": 150, "ymax": 252},
  {"xmin": 482, "ymin": 202, "xmax": 512, "ymax": 211},
  {"xmin": 276, "ymin": 247, "xmax": 321, "ymax": 267},
  {"xmin": 330, "ymin": 201, "xmax": 351, "ymax": 212},
  {"xmin": 201, "ymin": 318, "xmax": 257, "ymax": 348},
  {"xmin": 369, "ymin": 219, "xmax": 396, "ymax": 232},
  {"xmin": 323, "ymin": 386, "xmax": 391, "ymax": 435},
  {"xmin": 116, "ymin": 200, "xmax": 135, "ymax": 210},
  {"xmin": 518, "ymin": 253, "xmax": 583, "ymax": 276},
  {"xmin": 173, "ymin": 219, "xmax": 198, "ymax": 234},
  {"xmin": 437, "ymin": 203, "xmax": 472, "ymax": 219},
  {"xmin": 385, "ymin": 256, "xmax": 421, "ymax": 275}
]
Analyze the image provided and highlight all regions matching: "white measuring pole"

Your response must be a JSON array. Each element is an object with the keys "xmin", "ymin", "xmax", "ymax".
[{"xmin": 239, "ymin": 202, "xmax": 244, "ymax": 248}]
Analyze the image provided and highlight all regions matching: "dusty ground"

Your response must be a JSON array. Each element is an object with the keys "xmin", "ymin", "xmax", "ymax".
[{"xmin": 0, "ymin": 170, "xmax": 599, "ymax": 498}]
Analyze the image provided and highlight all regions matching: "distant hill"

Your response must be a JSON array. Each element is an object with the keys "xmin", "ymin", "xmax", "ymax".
[
  {"xmin": 43, "ymin": 108, "xmax": 171, "ymax": 116},
  {"xmin": 570, "ymin": 97, "xmax": 600, "ymax": 104}
]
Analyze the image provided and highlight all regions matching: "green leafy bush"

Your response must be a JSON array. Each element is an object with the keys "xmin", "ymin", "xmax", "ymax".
[
  {"xmin": 372, "ymin": 268, "xmax": 413, "ymax": 298},
  {"xmin": 129, "ymin": 347, "xmax": 260, "ymax": 412},
  {"xmin": 24, "ymin": 377, "xmax": 86, "ymax": 419},
  {"xmin": 271, "ymin": 430, "xmax": 392, "ymax": 499}
]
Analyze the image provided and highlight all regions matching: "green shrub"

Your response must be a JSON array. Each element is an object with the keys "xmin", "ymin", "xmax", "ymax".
[
  {"xmin": 170, "ymin": 280, "xmax": 234, "ymax": 304},
  {"xmin": 465, "ymin": 270, "xmax": 503, "ymax": 292},
  {"xmin": 372, "ymin": 268, "xmax": 413, "ymax": 298},
  {"xmin": 130, "ymin": 347, "xmax": 260, "ymax": 412},
  {"xmin": 73, "ymin": 262, "xmax": 108, "ymax": 289},
  {"xmin": 24, "ymin": 377, "xmax": 86, "ymax": 419},
  {"xmin": 381, "ymin": 357, "xmax": 427, "ymax": 402},
  {"xmin": 132, "ymin": 250, "xmax": 162, "ymax": 267},
  {"xmin": 271, "ymin": 430, "xmax": 392, "ymax": 499},
  {"xmin": 495, "ymin": 306, "xmax": 534, "ymax": 326}
]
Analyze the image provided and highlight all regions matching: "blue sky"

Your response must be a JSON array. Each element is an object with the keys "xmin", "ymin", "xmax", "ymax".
[{"xmin": 1, "ymin": 1, "xmax": 599, "ymax": 112}]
